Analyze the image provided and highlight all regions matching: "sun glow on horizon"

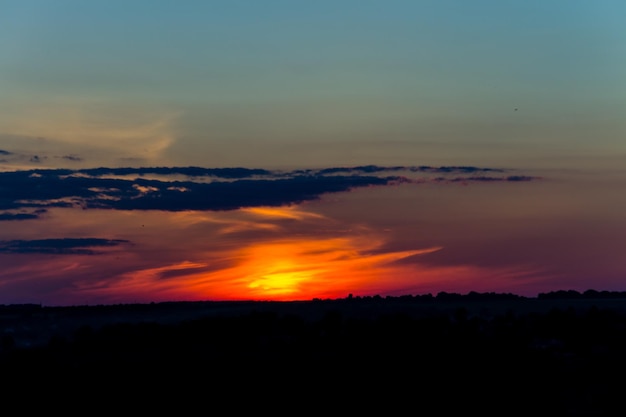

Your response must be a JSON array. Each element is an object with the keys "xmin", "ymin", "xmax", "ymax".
[
  {"xmin": 227, "ymin": 238, "xmax": 443, "ymax": 300},
  {"xmin": 78, "ymin": 234, "xmax": 443, "ymax": 303},
  {"xmin": 33, "ymin": 206, "xmax": 554, "ymax": 306}
]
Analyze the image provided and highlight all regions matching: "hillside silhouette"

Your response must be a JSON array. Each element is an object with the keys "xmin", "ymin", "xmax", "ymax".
[{"xmin": 2, "ymin": 289, "xmax": 626, "ymax": 415}]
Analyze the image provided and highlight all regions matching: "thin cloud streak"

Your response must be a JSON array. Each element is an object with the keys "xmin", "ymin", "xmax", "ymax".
[
  {"xmin": 0, "ymin": 102, "xmax": 180, "ymax": 168},
  {"xmin": 241, "ymin": 206, "xmax": 327, "ymax": 220},
  {"xmin": 0, "ymin": 238, "xmax": 130, "ymax": 255}
]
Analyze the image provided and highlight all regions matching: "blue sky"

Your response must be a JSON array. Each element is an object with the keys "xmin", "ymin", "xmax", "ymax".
[{"xmin": 2, "ymin": 0, "xmax": 625, "ymax": 169}]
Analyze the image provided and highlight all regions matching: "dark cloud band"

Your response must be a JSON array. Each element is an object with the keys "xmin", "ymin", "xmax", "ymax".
[
  {"xmin": 0, "ymin": 238, "xmax": 130, "ymax": 255},
  {"xmin": 0, "ymin": 165, "xmax": 539, "ymax": 216},
  {"xmin": 0, "ymin": 212, "xmax": 40, "ymax": 221}
]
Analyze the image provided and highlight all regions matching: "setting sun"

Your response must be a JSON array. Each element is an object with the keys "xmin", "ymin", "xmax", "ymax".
[
  {"xmin": 176, "ymin": 237, "xmax": 442, "ymax": 301},
  {"xmin": 74, "ymin": 233, "xmax": 443, "ymax": 303}
]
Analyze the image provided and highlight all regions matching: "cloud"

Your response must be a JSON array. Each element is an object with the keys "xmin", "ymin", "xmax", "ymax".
[
  {"xmin": 293, "ymin": 165, "xmax": 505, "ymax": 176},
  {"xmin": 0, "ymin": 168, "xmax": 397, "ymax": 211},
  {"xmin": 433, "ymin": 175, "xmax": 539, "ymax": 183},
  {"xmin": 74, "ymin": 235, "xmax": 443, "ymax": 302},
  {"xmin": 241, "ymin": 206, "xmax": 327, "ymax": 221},
  {"xmin": 0, "ymin": 101, "xmax": 180, "ymax": 168},
  {"xmin": 0, "ymin": 238, "xmax": 130, "ymax": 255},
  {"xmin": 0, "ymin": 212, "xmax": 40, "ymax": 221},
  {"xmin": 0, "ymin": 209, "xmax": 46, "ymax": 221},
  {"xmin": 76, "ymin": 166, "xmax": 273, "ymax": 178},
  {"xmin": 0, "ymin": 144, "xmax": 60, "ymax": 170},
  {"xmin": 505, "ymin": 175, "xmax": 536, "ymax": 181},
  {"xmin": 415, "ymin": 166, "xmax": 504, "ymax": 173},
  {"xmin": 61, "ymin": 155, "xmax": 83, "ymax": 162},
  {"xmin": 0, "ymin": 165, "xmax": 539, "ymax": 213}
]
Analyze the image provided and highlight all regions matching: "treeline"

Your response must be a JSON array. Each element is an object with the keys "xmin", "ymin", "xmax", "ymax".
[
  {"xmin": 537, "ymin": 289, "xmax": 626, "ymax": 299},
  {"xmin": 2, "ymin": 299, "xmax": 626, "ymax": 414},
  {"xmin": 2, "ymin": 290, "xmax": 626, "ymax": 414},
  {"xmin": 342, "ymin": 289, "xmax": 626, "ymax": 301},
  {"xmin": 2, "ymin": 288, "xmax": 626, "ymax": 313}
]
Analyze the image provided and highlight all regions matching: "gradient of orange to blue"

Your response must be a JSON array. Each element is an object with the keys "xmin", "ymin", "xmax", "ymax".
[{"xmin": 1, "ymin": 1, "xmax": 625, "ymax": 306}]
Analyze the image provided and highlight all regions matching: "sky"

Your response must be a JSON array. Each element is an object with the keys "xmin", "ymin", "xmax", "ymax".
[{"xmin": 1, "ymin": 0, "xmax": 625, "ymax": 306}]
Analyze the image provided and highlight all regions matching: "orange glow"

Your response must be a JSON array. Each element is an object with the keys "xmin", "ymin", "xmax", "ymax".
[
  {"xmin": 24, "ymin": 206, "xmax": 551, "ymax": 305},
  {"xmin": 189, "ymin": 238, "xmax": 442, "ymax": 300},
  {"xmin": 81, "ymin": 236, "xmax": 442, "ymax": 302},
  {"xmin": 242, "ymin": 206, "xmax": 326, "ymax": 220}
]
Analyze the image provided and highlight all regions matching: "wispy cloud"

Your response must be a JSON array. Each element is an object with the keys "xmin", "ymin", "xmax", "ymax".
[
  {"xmin": 0, "ymin": 101, "xmax": 180, "ymax": 168},
  {"xmin": 433, "ymin": 175, "xmax": 538, "ymax": 183},
  {"xmin": 61, "ymin": 155, "xmax": 83, "ymax": 162},
  {"xmin": 0, "ymin": 209, "xmax": 46, "ymax": 221},
  {"xmin": 241, "ymin": 206, "xmax": 327, "ymax": 220},
  {"xmin": 0, "ymin": 238, "xmax": 130, "ymax": 255}
]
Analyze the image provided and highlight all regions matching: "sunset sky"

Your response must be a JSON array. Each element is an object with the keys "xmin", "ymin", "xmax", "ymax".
[{"xmin": 1, "ymin": 0, "xmax": 625, "ymax": 306}]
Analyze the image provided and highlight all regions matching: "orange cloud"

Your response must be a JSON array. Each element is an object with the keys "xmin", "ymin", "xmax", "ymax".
[
  {"xmin": 242, "ymin": 206, "xmax": 327, "ymax": 220},
  {"xmin": 231, "ymin": 238, "xmax": 442, "ymax": 300},
  {"xmin": 80, "ymin": 235, "xmax": 442, "ymax": 302}
]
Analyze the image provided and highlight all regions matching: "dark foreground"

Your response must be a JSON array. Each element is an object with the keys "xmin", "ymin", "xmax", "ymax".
[{"xmin": 2, "ymin": 291, "xmax": 626, "ymax": 415}]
